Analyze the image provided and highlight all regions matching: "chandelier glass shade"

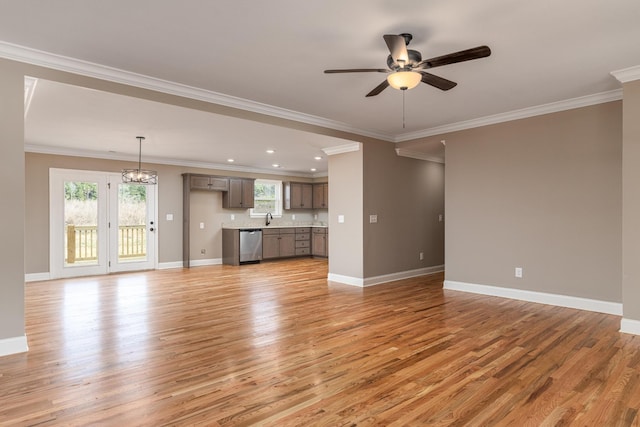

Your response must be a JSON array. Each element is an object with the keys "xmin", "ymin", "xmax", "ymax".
[
  {"xmin": 122, "ymin": 136, "xmax": 158, "ymax": 185},
  {"xmin": 387, "ymin": 71, "xmax": 422, "ymax": 90}
]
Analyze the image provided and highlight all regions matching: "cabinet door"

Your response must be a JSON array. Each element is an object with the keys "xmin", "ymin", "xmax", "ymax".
[
  {"xmin": 300, "ymin": 184, "xmax": 313, "ymax": 209},
  {"xmin": 289, "ymin": 183, "xmax": 302, "ymax": 208},
  {"xmin": 241, "ymin": 179, "xmax": 255, "ymax": 208},
  {"xmin": 190, "ymin": 175, "xmax": 211, "ymax": 190},
  {"xmin": 279, "ymin": 234, "xmax": 296, "ymax": 257},
  {"xmin": 262, "ymin": 234, "xmax": 280, "ymax": 259},
  {"xmin": 224, "ymin": 178, "xmax": 243, "ymax": 208},
  {"xmin": 312, "ymin": 232, "xmax": 327, "ymax": 256},
  {"xmin": 313, "ymin": 183, "xmax": 328, "ymax": 209}
]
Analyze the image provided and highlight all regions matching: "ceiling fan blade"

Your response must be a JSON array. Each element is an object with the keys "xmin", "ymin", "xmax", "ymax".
[
  {"xmin": 366, "ymin": 80, "xmax": 390, "ymax": 97},
  {"xmin": 383, "ymin": 34, "xmax": 409, "ymax": 64},
  {"xmin": 324, "ymin": 68, "xmax": 389, "ymax": 73},
  {"xmin": 420, "ymin": 72, "xmax": 457, "ymax": 91},
  {"xmin": 416, "ymin": 45, "xmax": 491, "ymax": 69}
]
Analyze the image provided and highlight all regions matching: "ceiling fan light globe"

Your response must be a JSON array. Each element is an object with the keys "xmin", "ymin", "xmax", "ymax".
[{"xmin": 387, "ymin": 71, "xmax": 421, "ymax": 91}]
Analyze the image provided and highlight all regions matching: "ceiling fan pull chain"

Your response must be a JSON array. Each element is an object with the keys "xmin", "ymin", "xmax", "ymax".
[{"xmin": 403, "ymin": 89, "xmax": 406, "ymax": 129}]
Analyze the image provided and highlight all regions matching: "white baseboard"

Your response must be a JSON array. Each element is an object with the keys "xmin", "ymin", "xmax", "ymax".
[
  {"xmin": 0, "ymin": 335, "xmax": 29, "ymax": 357},
  {"xmin": 620, "ymin": 318, "xmax": 640, "ymax": 335},
  {"xmin": 25, "ymin": 272, "xmax": 51, "ymax": 282},
  {"xmin": 328, "ymin": 273, "xmax": 364, "ymax": 287},
  {"xmin": 329, "ymin": 265, "xmax": 445, "ymax": 288},
  {"xmin": 157, "ymin": 261, "xmax": 184, "ymax": 270},
  {"xmin": 189, "ymin": 258, "xmax": 223, "ymax": 267},
  {"xmin": 444, "ymin": 280, "xmax": 623, "ymax": 316}
]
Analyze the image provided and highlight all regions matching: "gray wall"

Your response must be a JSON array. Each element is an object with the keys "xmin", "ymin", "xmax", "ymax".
[
  {"xmin": 444, "ymin": 102, "xmax": 622, "ymax": 303},
  {"xmin": 622, "ymin": 80, "xmax": 640, "ymax": 319},
  {"xmin": 363, "ymin": 140, "xmax": 444, "ymax": 277},
  {"xmin": 0, "ymin": 59, "xmax": 26, "ymax": 342}
]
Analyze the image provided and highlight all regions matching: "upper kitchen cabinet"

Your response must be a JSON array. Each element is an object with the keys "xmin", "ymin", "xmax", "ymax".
[
  {"xmin": 312, "ymin": 183, "xmax": 329, "ymax": 209},
  {"xmin": 189, "ymin": 174, "xmax": 229, "ymax": 191},
  {"xmin": 284, "ymin": 182, "xmax": 313, "ymax": 210},
  {"xmin": 223, "ymin": 178, "xmax": 255, "ymax": 209}
]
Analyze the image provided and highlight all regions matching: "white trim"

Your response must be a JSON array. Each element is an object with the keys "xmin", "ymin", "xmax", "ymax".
[
  {"xmin": 328, "ymin": 273, "xmax": 364, "ymax": 287},
  {"xmin": 322, "ymin": 142, "xmax": 362, "ymax": 156},
  {"xmin": 328, "ymin": 265, "xmax": 444, "ymax": 288},
  {"xmin": 394, "ymin": 90, "xmax": 623, "ymax": 141},
  {"xmin": 25, "ymin": 272, "xmax": 51, "ymax": 282},
  {"xmin": 611, "ymin": 65, "xmax": 640, "ymax": 83},
  {"xmin": 0, "ymin": 335, "xmax": 29, "ymax": 357},
  {"xmin": 363, "ymin": 265, "xmax": 445, "ymax": 287},
  {"xmin": 620, "ymin": 318, "xmax": 640, "ymax": 335},
  {"xmin": 1, "ymin": 41, "xmax": 392, "ymax": 142},
  {"xmin": 158, "ymin": 261, "xmax": 184, "ymax": 270},
  {"xmin": 5, "ymin": 42, "xmax": 626, "ymax": 146},
  {"xmin": 25, "ymin": 144, "xmax": 318, "ymax": 178},
  {"xmin": 24, "ymin": 76, "xmax": 38, "ymax": 118},
  {"xmin": 395, "ymin": 148, "xmax": 444, "ymax": 164},
  {"xmin": 443, "ymin": 280, "xmax": 622, "ymax": 316},
  {"xmin": 189, "ymin": 258, "xmax": 223, "ymax": 267}
]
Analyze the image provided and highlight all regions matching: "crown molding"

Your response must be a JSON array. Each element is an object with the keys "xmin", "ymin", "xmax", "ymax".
[
  {"xmin": 395, "ymin": 148, "xmax": 444, "ymax": 164},
  {"xmin": 0, "ymin": 41, "xmax": 393, "ymax": 142},
  {"xmin": 394, "ymin": 89, "xmax": 623, "ymax": 142},
  {"xmin": 611, "ymin": 65, "xmax": 640, "ymax": 83},
  {"xmin": 24, "ymin": 143, "xmax": 319, "ymax": 178},
  {"xmin": 5, "ymin": 42, "xmax": 629, "ymax": 147},
  {"xmin": 322, "ymin": 142, "xmax": 362, "ymax": 156}
]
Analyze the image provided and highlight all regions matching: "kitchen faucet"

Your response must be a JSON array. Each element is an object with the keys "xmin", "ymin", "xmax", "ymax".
[{"xmin": 266, "ymin": 212, "xmax": 273, "ymax": 226}]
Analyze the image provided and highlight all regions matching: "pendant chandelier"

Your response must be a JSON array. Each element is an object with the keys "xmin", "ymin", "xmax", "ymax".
[{"xmin": 122, "ymin": 136, "xmax": 158, "ymax": 185}]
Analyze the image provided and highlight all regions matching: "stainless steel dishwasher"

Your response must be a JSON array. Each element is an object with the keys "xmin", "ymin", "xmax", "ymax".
[{"xmin": 239, "ymin": 229, "xmax": 263, "ymax": 263}]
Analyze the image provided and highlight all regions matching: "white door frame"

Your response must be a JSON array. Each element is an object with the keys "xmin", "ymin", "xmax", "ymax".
[{"xmin": 49, "ymin": 168, "xmax": 158, "ymax": 279}]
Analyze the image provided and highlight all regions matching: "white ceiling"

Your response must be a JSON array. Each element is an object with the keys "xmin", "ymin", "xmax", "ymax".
[{"xmin": 2, "ymin": 0, "xmax": 640, "ymax": 173}]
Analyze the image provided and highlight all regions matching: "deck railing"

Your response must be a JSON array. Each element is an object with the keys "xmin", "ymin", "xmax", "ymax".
[{"xmin": 66, "ymin": 225, "xmax": 146, "ymax": 263}]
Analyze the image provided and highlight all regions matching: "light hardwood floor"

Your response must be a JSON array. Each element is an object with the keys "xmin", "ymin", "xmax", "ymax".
[{"xmin": 2, "ymin": 258, "xmax": 640, "ymax": 426}]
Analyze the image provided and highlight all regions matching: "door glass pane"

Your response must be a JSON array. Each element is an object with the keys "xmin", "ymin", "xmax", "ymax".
[
  {"xmin": 64, "ymin": 181, "xmax": 99, "ymax": 266},
  {"xmin": 118, "ymin": 184, "xmax": 147, "ymax": 262}
]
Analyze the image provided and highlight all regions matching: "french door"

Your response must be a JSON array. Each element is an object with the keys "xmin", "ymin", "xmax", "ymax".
[{"xmin": 50, "ymin": 169, "xmax": 157, "ymax": 279}]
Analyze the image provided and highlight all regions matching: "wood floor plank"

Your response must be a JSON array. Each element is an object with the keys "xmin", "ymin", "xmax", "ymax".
[{"xmin": 1, "ymin": 258, "xmax": 640, "ymax": 425}]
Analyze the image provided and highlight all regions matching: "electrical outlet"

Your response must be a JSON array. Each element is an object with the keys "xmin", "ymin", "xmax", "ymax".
[
  {"xmin": 292, "ymin": 214, "xmax": 296, "ymax": 220},
  {"xmin": 230, "ymin": 214, "xmax": 235, "ymax": 221},
  {"xmin": 438, "ymin": 214, "xmax": 443, "ymax": 222},
  {"xmin": 419, "ymin": 252, "xmax": 424, "ymax": 261},
  {"xmin": 515, "ymin": 267, "xmax": 523, "ymax": 278},
  {"xmin": 369, "ymin": 214, "xmax": 378, "ymax": 223}
]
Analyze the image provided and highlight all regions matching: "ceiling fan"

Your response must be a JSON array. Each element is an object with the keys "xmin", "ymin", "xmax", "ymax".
[{"xmin": 324, "ymin": 33, "xmax": 491, "ymax": 97}]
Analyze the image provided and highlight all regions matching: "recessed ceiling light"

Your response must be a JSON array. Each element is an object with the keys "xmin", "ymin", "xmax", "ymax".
[
  {"xmin": 314, "ymin": 156, "xmax": 322, "ymax": 160},
  {"xmin": 272, "ymin": 163, "xmax": 280, "ymax": 168},
  {"xmin": 310, "ymin": 168, "xmax": 317, "ymax": 172},
  {"xmin": 227, "ymin": 158, "xmax": 235, "ymax": 163},
  {"xmin": 266, "ymin": 149, "xmax": 275, "ymax": 154}
]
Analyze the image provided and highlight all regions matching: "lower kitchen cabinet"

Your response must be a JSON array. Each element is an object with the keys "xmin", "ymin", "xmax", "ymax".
[
  {"xmin": 262, "ymin": 228, "xmax": 295, "ymax": 259},
  {"xmin": 312, "ymin": 227, "xmax": 328, "ymax": 257}
]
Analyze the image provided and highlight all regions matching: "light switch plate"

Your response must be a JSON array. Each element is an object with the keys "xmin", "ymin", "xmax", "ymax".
[
  {"xmin": 338, "ymin": 215, "xmax": 345, "ymax": 223},
  {"xmin": 369, "ymin": 215, "xmax": 378, "ymax": 223},
  {"xmin": 166, "ymin": 213, "xmax": 173, "ymax": 221}
]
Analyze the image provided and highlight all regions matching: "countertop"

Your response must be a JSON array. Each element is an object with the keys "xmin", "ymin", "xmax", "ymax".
[{"xmin": 222, "ymin": 223, "xmax": 328, "ymax": 230}]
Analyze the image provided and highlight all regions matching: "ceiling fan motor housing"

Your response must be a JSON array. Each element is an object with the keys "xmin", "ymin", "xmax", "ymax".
[{"xmin": 387, "ymin": 49, "xmax": 422, "ymax": 70}]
